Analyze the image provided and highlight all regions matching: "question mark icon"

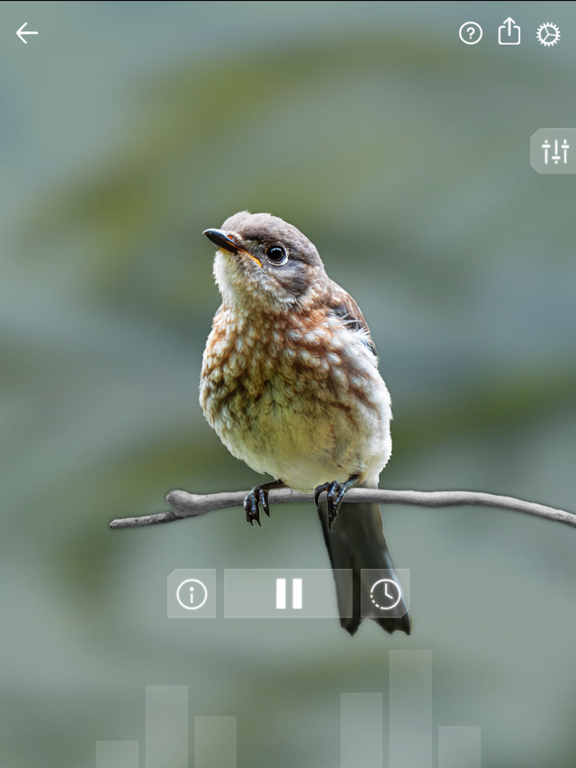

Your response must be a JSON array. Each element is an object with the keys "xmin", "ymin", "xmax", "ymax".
[{"xmin": 459, "ymin": 21, "xmax": 483, "ymax": 44}]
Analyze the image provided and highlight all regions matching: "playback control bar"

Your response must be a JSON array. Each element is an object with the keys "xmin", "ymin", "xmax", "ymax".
[{"xmin": 167, "ymin": 568, "xmax": 410, "ymax": 620}]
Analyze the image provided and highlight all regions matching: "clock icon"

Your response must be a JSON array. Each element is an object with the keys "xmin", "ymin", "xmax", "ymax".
[{"xmin": 370, "ymin": 578, "xmax": 402, "ymax": 611}]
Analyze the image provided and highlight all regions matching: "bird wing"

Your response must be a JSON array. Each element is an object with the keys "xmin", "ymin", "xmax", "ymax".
[{"xmin": 326, "ymin": 282, "xmax": 378, "ymax": 361}]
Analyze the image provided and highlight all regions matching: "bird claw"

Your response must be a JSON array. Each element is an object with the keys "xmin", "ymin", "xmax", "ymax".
[
  {"xmin": 314, "ymin": 482, "xmax": 331, "ymax": 509},
  {"xmin": 243, "ymin": 491, "xmax": 263, "ymax": 526},
  {"xmin": 314, "ymin": 480, "xmax": 345, "ymax": 529},
  {"xmin": 314, "ymin": 476, "xmax": 360, "ymax": 531},
  {"xmin": 259, "ymin": 487, "xmax": 271, "ymax": 518},
  {"xmin": 244, "ymin": 481, "xmax": 285, "ymax": 526}
]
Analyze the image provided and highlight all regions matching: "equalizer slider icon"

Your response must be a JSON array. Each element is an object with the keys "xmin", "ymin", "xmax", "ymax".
[{"xmin": 276, "ymin": 578, "xmax": 302, "ymax": 609}]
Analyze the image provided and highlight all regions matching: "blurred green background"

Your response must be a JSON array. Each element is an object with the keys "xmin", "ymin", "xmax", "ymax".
[{"xmin": 2, "ymin": 2, "xmax": 576, "ymax": 766}]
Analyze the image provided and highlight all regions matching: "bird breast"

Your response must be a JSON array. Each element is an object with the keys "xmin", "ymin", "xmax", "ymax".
[{"xmin": 199, "ymin": 304, "xmax": 391, "ymax": 489}]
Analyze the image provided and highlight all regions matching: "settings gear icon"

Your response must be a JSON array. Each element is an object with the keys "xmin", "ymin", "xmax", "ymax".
[{"xmin": 537, "ymin": 23, "xmax": 560, "ymax": 46}]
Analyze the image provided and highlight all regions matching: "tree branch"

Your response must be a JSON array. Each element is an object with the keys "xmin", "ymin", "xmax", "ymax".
[{"xmin": 110, "ymin": 488, "xmax": 576, "ymax": 530}]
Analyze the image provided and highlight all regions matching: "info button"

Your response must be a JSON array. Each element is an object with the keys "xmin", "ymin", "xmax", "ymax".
[{"xmin": 167, "ymin": 569, "xmax": 216, "ymax": 618}]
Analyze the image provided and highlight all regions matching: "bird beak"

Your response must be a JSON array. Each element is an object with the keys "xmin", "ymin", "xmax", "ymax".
[
  {"xmin": 203, "ymin": 228, "xmax": 262, "ymax": 266},
  {"xmin": 203, "ymin": 228, "xmax": 241, "ymax": 255}
]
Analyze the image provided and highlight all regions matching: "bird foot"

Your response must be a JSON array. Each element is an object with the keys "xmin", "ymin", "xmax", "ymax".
[
  {"xmin": 314, "ymin": 476, "xmax": 360, "ymax": 531},
  {"xmin": 243, "ymin": 480, "xmax": 285, "ymax": 526}
]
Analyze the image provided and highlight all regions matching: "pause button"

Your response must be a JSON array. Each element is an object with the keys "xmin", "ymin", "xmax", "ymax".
[
  {"xmin": 276, "ymin": 578, "xmax": 302, "ymax": 610},
  {"xmin": 224, "ymin": 569, "xmax": 352, "ymax": 618}
]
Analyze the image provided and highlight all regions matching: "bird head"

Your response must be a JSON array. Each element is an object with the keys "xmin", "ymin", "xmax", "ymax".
[{"xmin": 204, "ymin": 211, "xmax": 328, "ymax": 313}]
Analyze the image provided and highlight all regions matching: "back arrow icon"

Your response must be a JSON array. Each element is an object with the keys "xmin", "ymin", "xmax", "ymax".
[{"xmin": 17, "ymin": 23, "xmax": 38, "ymax": 44}]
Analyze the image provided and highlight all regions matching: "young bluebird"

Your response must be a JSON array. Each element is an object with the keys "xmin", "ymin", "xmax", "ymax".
[{"xmin": 200, "ymin": 212, "xmax": 411, "ymax": 635}]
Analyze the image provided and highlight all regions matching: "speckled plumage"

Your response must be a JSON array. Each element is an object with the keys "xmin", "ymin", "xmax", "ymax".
[{"xmin": 199, "ymin": 211, "xmax": 392, "ymax": 495}]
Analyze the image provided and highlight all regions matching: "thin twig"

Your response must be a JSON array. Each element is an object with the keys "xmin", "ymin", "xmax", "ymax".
[{"xmin": 110, "ymin": 488, "xmax": 576, "ymax": 530}]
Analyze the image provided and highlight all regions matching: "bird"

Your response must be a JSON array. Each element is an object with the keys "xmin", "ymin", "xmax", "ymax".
[{"xmin": 200, "ymin": 211, "xmax": 411, "ymax": 636}]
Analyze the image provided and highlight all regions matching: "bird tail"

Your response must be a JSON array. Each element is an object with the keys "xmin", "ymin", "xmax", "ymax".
[{"xmin": 318, "ymin": 498, "xmax": 412, "ymax": 636}]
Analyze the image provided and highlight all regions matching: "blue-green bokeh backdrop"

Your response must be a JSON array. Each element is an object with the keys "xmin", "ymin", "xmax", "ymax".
[{"xmin": 1, "ymin": 2, "xmax": 576, "ymax": 766}]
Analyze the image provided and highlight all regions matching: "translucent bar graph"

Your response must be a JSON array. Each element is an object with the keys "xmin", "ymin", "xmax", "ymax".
[
  {"xmin": 195, "ymin": 716, "xmax": 237, "ymax": 768},
  {"xmin": 96, "ymin": 741, "xmax": 139, "ymax": 768},
  {"xmin": 95, "ymin": 663, "xmax": 482, "ymax": 768},
  {"xmin": 340, "ymin": 693, "xmax": 384, "ymax": 768},
  {"xmin": 145, "ymin": 686, "xmax": 188, "ymax": 768},
  {"xmin": 389, "ymin": 650, "xmax": 432, "ymax": 768},
  {"xmin": 439, "ymin": 726, "xmax": 481, "ymax": 768}
]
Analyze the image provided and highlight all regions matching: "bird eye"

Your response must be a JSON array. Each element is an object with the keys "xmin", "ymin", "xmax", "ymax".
[{"xmin": 266, "ymin": 245, "xmax": 288, "ymax": 266}]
